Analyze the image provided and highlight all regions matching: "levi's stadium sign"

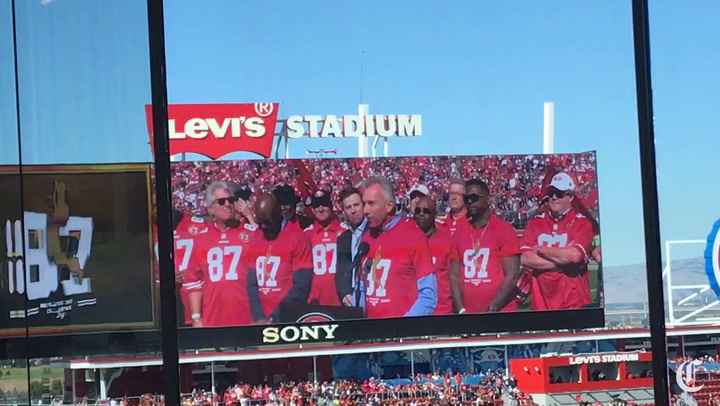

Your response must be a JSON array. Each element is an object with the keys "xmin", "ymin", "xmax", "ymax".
[
  {"xmin": 145, "ymin": 103, "xmax": 281, "ymax": 159},
  {"xmin": 145, "ymin": 103, "xmax": 422, "ymax": 159}
]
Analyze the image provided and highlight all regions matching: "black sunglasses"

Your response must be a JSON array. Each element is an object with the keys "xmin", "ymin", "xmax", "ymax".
[
  {"xmin": 463, "ymin": 193, "xmax": 488, "ymax": 205},
  {"xmin": 311, "ymin": 201, "xmax": 331, "ymax": 209},
  {"xmin": 546, "ymin": 190, "xmax": 569, "ymax": 199},
  {"xmin": 215, "ymin": 197, "xmax": 238, "ymax": 206},
  {"xmin": 414, "ymin": 207, "xmax": 433, "ymax": 215}
]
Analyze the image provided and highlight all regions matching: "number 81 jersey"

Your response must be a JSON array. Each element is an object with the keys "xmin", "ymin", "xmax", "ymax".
[
  {"xmin": 183, "ymin": 223, "xmax": 256, "ymax": 327},
  {"xmin": 451, "ymin": 215, "xmax": 521, "ymax": 313}
]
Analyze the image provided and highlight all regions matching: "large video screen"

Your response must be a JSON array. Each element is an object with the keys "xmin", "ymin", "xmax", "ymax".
[
  {"xmin": 0, "ymin": 165, "xmax": 156, "ymax": 337},
  {"xmin": 170, "ymin": 152, "xmax": 603, "ymax": 344}
]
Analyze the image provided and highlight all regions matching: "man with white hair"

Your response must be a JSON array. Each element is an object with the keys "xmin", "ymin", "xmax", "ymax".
[
  {"xmin": 439, "ymin": 178, "xmax": 470, "ymax": 236},
  {"xmin": 184, "ymin": 181, "xmax": 256, "ymax": 327},
  {"xmin": 359, "ymin": 176, "xmax": 437, "ymax": 318},
  {"xmin": 520, "ymin": 172, "xmax": 595, "ymax": 310}
]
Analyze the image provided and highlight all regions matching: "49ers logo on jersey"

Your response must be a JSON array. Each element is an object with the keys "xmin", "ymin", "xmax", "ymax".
[
  {"xmin": 296, "ymin": 312, "xmax": 335, "ymax": 323},
  {"xmin": 145, "ymin": 103, "xmax": 280, "ymax": 159}
]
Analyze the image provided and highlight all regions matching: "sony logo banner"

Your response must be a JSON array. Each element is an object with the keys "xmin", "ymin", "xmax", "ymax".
[{"xmin": 262, "ymin": 324, "xmax": 339, "ymax": 344}]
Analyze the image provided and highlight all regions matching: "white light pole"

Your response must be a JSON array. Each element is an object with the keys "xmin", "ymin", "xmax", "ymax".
[
  {"xmin": 358, "ymin": 104, "xmax": 369, "ymax": 157},
  {"xmin": 543, "ymin": 102, "xmax": 555, "ymax": 154}
]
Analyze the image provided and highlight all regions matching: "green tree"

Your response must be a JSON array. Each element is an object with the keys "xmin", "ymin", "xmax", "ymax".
[
  {"xmin": 50, "ymin": 380, "xmax": 63, "ymax": 396},
  {"xmin": 29, "ymin": 381, "xmax": 46, "ymax": 399}
]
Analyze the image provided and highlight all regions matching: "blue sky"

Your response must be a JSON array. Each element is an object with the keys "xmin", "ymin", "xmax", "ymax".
[{"xmin": 0, "ymin": 0, "xmax": 718, "ymax": 270}]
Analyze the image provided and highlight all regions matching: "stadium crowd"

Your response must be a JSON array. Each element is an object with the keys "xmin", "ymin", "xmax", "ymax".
[
  {"xmin": 81, "ymin": 372, "xmax": 521, "ymax": 406},
  {"xmin": 170, "ymin": 153, "xmax": 598, "ymax": 229}
]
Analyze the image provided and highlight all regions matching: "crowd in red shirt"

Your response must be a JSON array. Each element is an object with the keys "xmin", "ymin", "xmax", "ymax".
[{"xmin": 169, "ymin": 153, "xmax": 598, "ymax": 229}]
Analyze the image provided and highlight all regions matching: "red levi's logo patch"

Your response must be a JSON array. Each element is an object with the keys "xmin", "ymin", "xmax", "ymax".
[{"xmin": 145, "ymin": 103, "xmax": 280, "ymax": 159}]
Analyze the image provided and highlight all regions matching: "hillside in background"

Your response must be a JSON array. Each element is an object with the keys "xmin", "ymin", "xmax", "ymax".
[{"xmin": 603, "ymin": 257, "xmax": 709, "ymax": 304}]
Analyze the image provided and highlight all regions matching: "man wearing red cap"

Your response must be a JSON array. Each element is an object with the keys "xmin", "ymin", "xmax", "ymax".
[
  {"xmin": 304, "ymin": 190, "xmax": 350, "ymax": 306},
  {"xmin": 520, "ymin": 172, "xmax": 595, "ymax": 310}
]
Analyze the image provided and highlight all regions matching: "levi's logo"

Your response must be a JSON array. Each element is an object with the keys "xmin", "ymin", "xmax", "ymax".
[{"xmin": 145, "ymin": 103, "xmax": 280, "ymax": 159}]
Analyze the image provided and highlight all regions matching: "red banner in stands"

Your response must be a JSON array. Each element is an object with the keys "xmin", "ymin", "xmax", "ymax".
[{"xmin": 145, "ymin": 103, "xmax": 280, "ymax": 159}]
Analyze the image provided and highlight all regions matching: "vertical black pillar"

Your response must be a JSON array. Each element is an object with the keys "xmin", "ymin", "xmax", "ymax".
[
  {"xmin": 631, "ymin": 0, "xmax": 669, "ymax": 404},
  {"xmin": 145, "ymin": 0, "xmax": 180, "ymax": 404}
]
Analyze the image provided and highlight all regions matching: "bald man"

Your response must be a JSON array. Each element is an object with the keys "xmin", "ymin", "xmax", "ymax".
[
  {"xmin": 245, "ymin": 194, "xmax": 313, "ymax": 323},
  {"xmin": 413, "ymin": 196, "xmax": 459, "ymax": 315}
]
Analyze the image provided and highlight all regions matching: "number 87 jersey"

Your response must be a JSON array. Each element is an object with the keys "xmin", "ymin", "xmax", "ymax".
[
  {"xmin": 183, "ymin": 223, "xmax": 256, "ymax": 327},
  {"xmin": 304, "ymin": 220, "xmax": 350, "ymax": 306},
  {"xmin": 451, "ymin": 215, "xmax": 521, "ymax": 313}
]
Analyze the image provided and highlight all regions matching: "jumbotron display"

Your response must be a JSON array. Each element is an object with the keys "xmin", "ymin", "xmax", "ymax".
[
  {"xmin": 0, "ymin": 165, "xmax": 156, "ymax": 337},
  {"xmin": 169, "ymin": 152, "xmax": 603, "ymax": 343}
]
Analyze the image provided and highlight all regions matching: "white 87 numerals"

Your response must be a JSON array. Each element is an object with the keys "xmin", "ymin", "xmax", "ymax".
[
  {"xmin": 538, "ymin": 233, "xmax": 568, "ymax": 248},
  {"xmin": 256, "ymin": 256, "xmax": 281, "ymax": 287},
  {"xmin": 366, "ymin": 259, "xmax": 391, "ymax": 297},
  {"xmin": 463, "ymin": 248, "xmax": 490, "ymax": 279},
  {"xmin": 207, "ymin": 246, "xmax": 242, "ymax": 282},
  {"xmin": 312, "ymin": 243, "xmax": 337, "ymax": 275}
]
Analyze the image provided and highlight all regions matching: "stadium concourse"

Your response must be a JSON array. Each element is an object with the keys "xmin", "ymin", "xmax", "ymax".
[{"xmin": 25, "ymin": 326, "xmax": 720, "ymax": 406}]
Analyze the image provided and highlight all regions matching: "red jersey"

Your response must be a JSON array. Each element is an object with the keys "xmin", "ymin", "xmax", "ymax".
[
  {"xmin": 438, "ymin": 213, "xmax": 470, "ymax": 236},
  {"xmin": 452, "ymin": 215, "xmax": 520, "ymax": 313},
  {"xmin": 428, "ymin": 226, "xmax": 459, "ymax": 315},
  {"xmin": 304, "ymin": 220, "xmax": 350, "ymax": 306},
  {"xmin": 245, "ymin": 226, "xmax": 313, "ymax": 319},
  {"xmin": 183, "ymin": 222, "xmax": 256, "ymax": 327},
  {"xmin": 174, "ymin": 216, "xmax": 209, "ymax": 325},
  {"xmin": 520, "ymin": 210, "xmax": 595, "ymax": 310},
  {"xmin": 360, "ymin": 218, "xmax": 435, "ymax": 319}
]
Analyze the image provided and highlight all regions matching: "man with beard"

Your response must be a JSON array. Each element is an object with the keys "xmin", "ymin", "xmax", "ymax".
[
  {"xmin": 359, "ymin": 176, "xmax": 437, "ymax": 318},
  {"xmin": 335, "ymin": 187, "xmax": 369, "ymax": 307},
  {"xmin": 273, "ymin": 185, "xmax": 314, "ymax": 233},
  {"xmin": 183, "ymin": 181, "xmax": 254, "ymax": 327},
  {"xmin": 304, "ymin": 190, "xmax": 349, "ymax": 306},
  {"xmin": 405, "ymin": 184, "xmax": 429, "ymax": 221},
  {"xmin": 246, "ymin": 193, "xmax": 313, "ymax": 323},
  {"xmin": 413, "ymin": 196, "xmax": 459, "ymax": 315},
  {"xmin": 451, "ymin": 179, "xmax": 521, "ymax": 314},
  {"xmin": 520, "ymin": 172, "xmax": 595, "ymax": 310}
]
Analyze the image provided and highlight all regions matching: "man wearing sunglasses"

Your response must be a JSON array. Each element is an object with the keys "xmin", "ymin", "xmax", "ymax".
[
  {"xmin": 184, "ymin": 181, "xmax": 254, "ymax": 328},
  {"xmin": 272, "ymin": 185, "xmax": 314, "ymax": 233},
  {"xmin": 413, "ymin": 196, "xmax": 459, "ymax": 315},
  {"xmin": 405, "ymin": 184, "xmax": 429, "ymax": 220},
  {"xmin": 359, "ymin": 176, "xmax": 437, "ymax": 318},
  {"xmin": 451, "ymin": 179, "xmax": 521, "ymax": 314},
  {"xmin": 519, "ymin": 172, "xmax": 595, "ymax": 310},
  {"xmin": 246, "ymin": 193, "xmax": 313, "ymax": 324},
  {"xmin": 303, "ymin": 190, "xmax": 350, "ymax": 306}
]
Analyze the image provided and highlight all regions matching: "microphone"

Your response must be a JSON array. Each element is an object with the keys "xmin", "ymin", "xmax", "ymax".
[{"xmin": 353, "ymin": 242, "xmax": 370, "ymax": 308}]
